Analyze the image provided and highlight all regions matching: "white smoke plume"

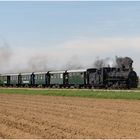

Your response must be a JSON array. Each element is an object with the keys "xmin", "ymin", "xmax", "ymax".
[{"xmin": 0, "ymin": 39, "xmax": 13, "ymax": 72}]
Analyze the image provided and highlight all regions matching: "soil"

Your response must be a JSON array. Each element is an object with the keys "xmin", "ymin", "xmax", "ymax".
[{"xmin": 0, "ymin": 93, "xmax": 140, "ymax": 139}]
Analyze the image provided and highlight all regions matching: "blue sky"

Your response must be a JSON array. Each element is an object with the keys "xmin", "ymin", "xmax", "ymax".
[
  {"xmin": 0, "ymin": 1, "xmax": 140, "ymax": 74},
  {"xmin": 0, "ymin": 1, "xmax": 140, "ymax": 45}
]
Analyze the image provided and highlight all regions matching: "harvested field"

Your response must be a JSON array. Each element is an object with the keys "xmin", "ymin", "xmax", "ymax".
[{"xmin": 0, "ymin": 94, "xmax": 140, "ymax": 139}]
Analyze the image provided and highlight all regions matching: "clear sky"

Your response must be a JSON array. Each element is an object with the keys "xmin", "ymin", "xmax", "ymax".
[{"xmin": 0, "ymin": 1, "xmax": 140, "ymax": 74}]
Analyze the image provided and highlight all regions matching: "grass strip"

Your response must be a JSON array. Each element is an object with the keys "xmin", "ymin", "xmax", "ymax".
[{"xmin": 0, "ymin": 88, "xmax": 140, "ymax": 100}]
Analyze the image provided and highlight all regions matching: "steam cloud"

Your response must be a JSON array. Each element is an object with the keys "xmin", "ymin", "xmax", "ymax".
[
  {"xmin": 93, "ymin": 57, "xmax": 114, "ymax": 68},
  {"xmin": 93, "ymin": 56, "xmax": 134, "ymax": 69},
  {"xmin": 0, "ymin": 40, "xmax": 13, "ymax": 73},
  {"xmin": 62, "ymin": 55, "xmax": 83, "ymax": 70},
  {"xmin": 0, "ymin": 39, "xmax": 134, "ymax": 74}
]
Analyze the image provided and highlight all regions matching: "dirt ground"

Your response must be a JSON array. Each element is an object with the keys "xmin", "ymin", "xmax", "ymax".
[{"xmin": 0, "ymin": 94, "xmax": 140, "ymax": 139}]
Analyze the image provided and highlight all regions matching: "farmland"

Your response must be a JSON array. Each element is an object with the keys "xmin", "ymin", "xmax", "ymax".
[{"xmin": 0, "ymin": 88, "xmax": 140, "ymax": 138}]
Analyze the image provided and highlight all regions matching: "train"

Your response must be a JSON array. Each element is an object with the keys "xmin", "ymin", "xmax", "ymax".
[{"xmin": 0, "ymin": 57, "xmax": 138, "ymax": 89}]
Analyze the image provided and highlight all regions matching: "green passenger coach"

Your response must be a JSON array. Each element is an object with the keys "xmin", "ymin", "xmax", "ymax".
[
  {"xmin": 20, "ymin": 73, "xmax": 34, "ymax": 87},
  {"xmin": 34, "ymin": 72, "xmax": 50, "ymax": 87},
  {"xmin": 0, "ymin": 74, "xmax": 10, "ymax": 86},
  {"xmin": 49, "ymin": 71, "xmax": 65, "ymax": 87},
  {"xmin": 9, "ymin": 73, "xmax": 19, "ymax": 86},
  {"xmin": 67, "ymin": 69, "xmax": 87, "ymax": 87},
  {"xmin": 34, "ymin": 72, "xmax": 46, "ymax": 86}
]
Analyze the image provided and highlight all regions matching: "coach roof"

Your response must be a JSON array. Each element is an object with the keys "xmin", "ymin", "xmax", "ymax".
[{"xmin": 67, "ymin": 69, "xmax": 86, "ymax": 73}]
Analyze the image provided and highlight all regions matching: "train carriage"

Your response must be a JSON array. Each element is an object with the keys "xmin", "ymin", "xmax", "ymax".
[
  {"xmin": 34, "ymin": 72, "xmax": 50, "ymax": 87},
  {"xmin": 67, "ymin": 69, "xmax": 87, "ymax": 88},
  {"xmin": 49, "ymin": 71, "xmax": 66, "ymax": 87},
  {"xmin": 0, "ymin": 74, "xmax": 10, "ymax": 86},
  {"xmin": 9, "ymin": 73, "xmax": 20, "ymax": 86},
  {"xmin": 20, "ymin": 73, "xmax": 34, "ymax": 87}
]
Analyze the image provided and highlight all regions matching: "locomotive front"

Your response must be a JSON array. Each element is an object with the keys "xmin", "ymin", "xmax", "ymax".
[
  {"xmin": 105, "ymin": 68, "xmax": 138, "ymax": 89},
  {"xmin": 127, "ymin": 70, "xmax": 138, "ymax": 88},
  {"xmin": 87, "ymin": 57, "xmax": 138, "ymax": 89},
  {"xmin": 106, "ymin": 57, "xmax": 138, "ymax": 89}
]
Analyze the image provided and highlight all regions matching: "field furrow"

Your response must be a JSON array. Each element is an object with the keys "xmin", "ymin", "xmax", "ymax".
[{"xmin": 0, "ymin": 93, "xmax": 140, "ymax": 138}]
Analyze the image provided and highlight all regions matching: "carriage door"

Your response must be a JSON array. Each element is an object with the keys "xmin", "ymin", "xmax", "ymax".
[
  {"xmin": 46, "ymin": 72, "xmax": 50, "ymax": 86},
  {"xmin": 18, "ymin": 74, "xmax": 22, "ymax": 85},
  {"xmin": 64, "ymin": 72, "xmax": 68, "ymax": 86},
  {"xmin": 7, "ymin": 76, "xmax": 10, "ymax": 85},
  {"xmin": 31, "ymin": 73, "xmax": 35, "ymax": 86}
]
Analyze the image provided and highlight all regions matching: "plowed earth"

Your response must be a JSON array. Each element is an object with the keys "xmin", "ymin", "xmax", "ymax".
[{"xmin": 0, "ymin": 94, "xmax": 140, "ymax": 139}]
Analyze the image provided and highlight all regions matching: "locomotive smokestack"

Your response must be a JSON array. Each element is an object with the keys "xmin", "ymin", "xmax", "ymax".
[{"xmin": 115, "ymin": 56, "xmax": 133, "ymax": 70}]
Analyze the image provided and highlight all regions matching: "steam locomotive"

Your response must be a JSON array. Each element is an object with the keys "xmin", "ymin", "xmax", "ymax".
[{"xmin": 0, "ymin": 57, "xmax": 138, "ymax": 89}]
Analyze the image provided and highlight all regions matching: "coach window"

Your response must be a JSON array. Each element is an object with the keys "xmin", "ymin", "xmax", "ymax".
[
  {"xmin": 54, "ymin": 74, "xmax": 56, "ymax": 79},
  {"xmin": 51, "ymin": 74, "xmax": 53, "ymax": 78},
  {"xmin": 60, "ymin": 74, "xmax": 63, "ymax": 79},
  {"xmin": 42, "ymin": 74, "xmax": 44, "ymax": 79},
  {"xmin": 40, "ymin": 75, "xmax": 42, "ymax": 79},
  {"xmin": 81, "ymin": 73, "xmax": 83, "ymax": 78},
  {"xmin": 55, "ymin": 74, "xmax": 58, "ymax": 78}
]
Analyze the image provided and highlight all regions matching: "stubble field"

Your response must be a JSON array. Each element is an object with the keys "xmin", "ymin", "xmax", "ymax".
[{"xmin": 0, "ymin": 93, "xmax": 140, "ymax": 139}]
